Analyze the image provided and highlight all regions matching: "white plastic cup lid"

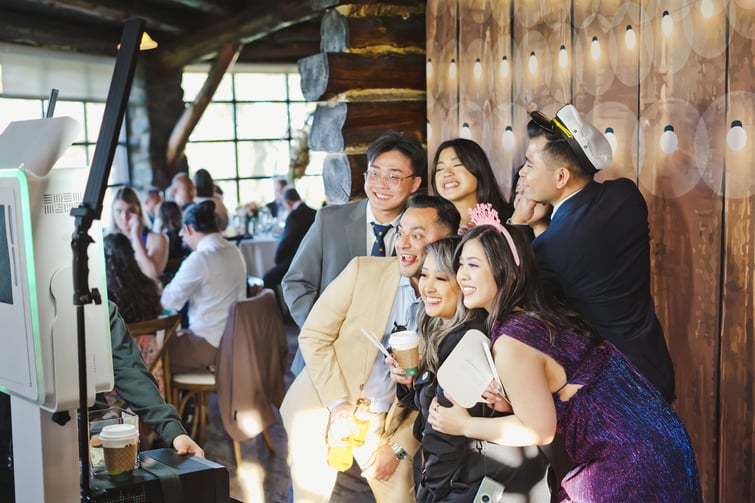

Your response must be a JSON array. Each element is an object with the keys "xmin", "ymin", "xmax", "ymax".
[
  {"xmin": 99, "ymin": 424, "xmax": 138, "ymax": 448},
  {"xmin": 389, "ymin": 330, "xmax": 420, "ymax": 349}
]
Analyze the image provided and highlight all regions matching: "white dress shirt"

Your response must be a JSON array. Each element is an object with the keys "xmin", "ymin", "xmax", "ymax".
[
  {"xmin": 161, "ymin": 233, "xmax": 246, "ymax": 347},
  {"xmin": 362, "ymin": 275, "xmax": 421, "ymax": 413}
]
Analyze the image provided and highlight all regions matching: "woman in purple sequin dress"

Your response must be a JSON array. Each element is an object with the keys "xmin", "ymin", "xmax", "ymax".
[{"xmin": 427, "ymin": 224, "xmax": 702, "ymax": 502}]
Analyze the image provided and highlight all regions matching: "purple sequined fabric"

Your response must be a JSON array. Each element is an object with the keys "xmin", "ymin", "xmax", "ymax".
[{"xmin": 493, "ymin": 312, "xmax": 703, "ymax": 502}]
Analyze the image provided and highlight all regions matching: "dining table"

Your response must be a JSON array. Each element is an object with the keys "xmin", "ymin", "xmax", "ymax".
[{"xmin": 235, "ymin": 235, "xmax": 279, "ymax": 279}]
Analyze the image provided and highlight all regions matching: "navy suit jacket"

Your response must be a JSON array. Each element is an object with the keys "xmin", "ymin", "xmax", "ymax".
[
  {"xmin": 533, "ymin": 178, "xmax": 675, "ymax": 402},
  {"xmin": 274, "ymin": 203, "xmax": 316, "ymax": 270}
]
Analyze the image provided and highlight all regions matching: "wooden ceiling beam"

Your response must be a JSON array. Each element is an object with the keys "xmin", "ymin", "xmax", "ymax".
[
  {"xmin": 19, "ymin": 0, "xmax": 193, "ymax": 33},
  {"xmin": 155, "ymin": 0, "xmax": 322, "ymax": 71},
  {"xmin": 140, "ymin": 0, "xmax": 226, "ymax": 15},
  {"xmin": 166, "ymin": 42, "xmax": 242, "ymax": 171},
  {"xmin": 0, "ymin": 11, "xmax": 120, "ymax": 55}
]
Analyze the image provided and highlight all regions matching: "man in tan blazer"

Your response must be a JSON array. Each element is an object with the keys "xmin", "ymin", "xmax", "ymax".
[{"xmin": 281, "ymin": 195, "xmax": 460, "ymax": 503}]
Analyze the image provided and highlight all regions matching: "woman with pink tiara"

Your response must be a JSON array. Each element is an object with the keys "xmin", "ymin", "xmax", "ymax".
[{"xmin": 427, "ymin": 204, "xmax": 702, "ymax": 501}]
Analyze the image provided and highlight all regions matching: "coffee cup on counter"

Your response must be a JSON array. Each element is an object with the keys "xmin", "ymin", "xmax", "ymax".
[{"xmin": 99, "ymin": 423, "xmax": 139, "ymax": 480}]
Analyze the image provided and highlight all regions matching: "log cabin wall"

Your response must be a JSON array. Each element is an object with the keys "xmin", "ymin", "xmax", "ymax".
[
  {"xmin": 427, "ymin": 1, "xmax": 754, "ymax": 502},
  {"xmin": 300, "ymin": 2, "xmax": 427, "ymax": 203}
]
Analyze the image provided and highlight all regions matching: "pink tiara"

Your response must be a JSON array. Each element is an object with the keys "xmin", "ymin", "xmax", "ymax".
[
  {"xmin": 467, "ymin": 203, "xmax": 521, "ymax": 266},
  {"xmin": 468, "ymin": 203, "xmax": 504, "ymax": 232}
]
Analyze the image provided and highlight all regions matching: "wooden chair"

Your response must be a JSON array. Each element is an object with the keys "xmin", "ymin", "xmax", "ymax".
[
  {"xmin": 125, "ymin": 314, "xmax": 181, "ymax": 449},
  {"xmin": 126, "ymin": 314, "xmax": 182, "ymax": 402},
  {"xmin": 170, "ymin": 372, "xmax": 216, "ymax": 446}
]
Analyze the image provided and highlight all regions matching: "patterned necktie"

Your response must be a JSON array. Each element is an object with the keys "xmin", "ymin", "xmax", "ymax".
[{"xmin": 370, "ymin": 222, "xmax": 392, "ymax": 256}]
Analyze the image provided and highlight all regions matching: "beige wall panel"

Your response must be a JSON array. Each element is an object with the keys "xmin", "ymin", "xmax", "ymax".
[
  {"xmin": 426, "ymin": 0, "xmax": 459, "ymax": 179},
  {"xmin": 718, "ymin": 25, "xmax": 755, "ymax": 503}
]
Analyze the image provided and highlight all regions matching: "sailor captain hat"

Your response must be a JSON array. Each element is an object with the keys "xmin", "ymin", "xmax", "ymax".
[{"xmin": 530, "ymin": 104, "xmax": 613, "ymax": 174}]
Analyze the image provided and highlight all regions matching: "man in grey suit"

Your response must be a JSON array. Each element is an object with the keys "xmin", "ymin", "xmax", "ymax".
[{"xmin": 283, "ymin": 131, "xmax": 426, "ymax": 375}]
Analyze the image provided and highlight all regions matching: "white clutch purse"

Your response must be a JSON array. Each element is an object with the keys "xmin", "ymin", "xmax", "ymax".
[{"xmin": 436, "ymin": 329, "xmax": 501, "ymax": 409}]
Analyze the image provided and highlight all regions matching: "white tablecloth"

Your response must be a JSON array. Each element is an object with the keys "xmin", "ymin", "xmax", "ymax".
[{"xmin": 238, "ymin": 236, "xmax": 278, "ymax": 278}]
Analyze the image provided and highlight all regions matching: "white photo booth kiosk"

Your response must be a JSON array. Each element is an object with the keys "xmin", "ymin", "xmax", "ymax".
[{"xmin": 0, "ymin": 117, "xmax": 113, "ymax": 502}]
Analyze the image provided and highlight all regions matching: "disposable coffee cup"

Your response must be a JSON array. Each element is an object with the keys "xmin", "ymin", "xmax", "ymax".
[
  {"xmin": 389, "ymin": 330, "xmax": 420, "ymax": 376},
  {"xmin": 99, "ymin": 424, "xmax": 139, "ymax": 480},
  {"xmin": 88, "ymin": 407, "xmax": 138, "ymax": 476}
]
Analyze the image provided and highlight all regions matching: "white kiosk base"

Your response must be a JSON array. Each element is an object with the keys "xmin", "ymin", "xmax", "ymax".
[{"xmin": 11, "ymin": 396, "xmax": 80, "ymax": 502}]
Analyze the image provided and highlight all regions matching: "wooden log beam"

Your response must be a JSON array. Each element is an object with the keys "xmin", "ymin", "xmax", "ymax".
[
  {"xmin": 166, "ymin": 42, "xmax": 242, "ymax": 171},
  {"xmin": 310, "ymin": 101, "xmax": 426, "ymax": 152},
  {"xmin": 321, "ymin": 8, "xmax": 425, "ymax": 53},
  {"xmin": 156, "ymin": 0, "xmax": 321, "ymax": 71},
  {"xmin": 322, "ymin": 152, "xmax": 367, "ymax": 204},
  {"xmin": 298, "ymin": 52, "xmax": 425, "ymax": 101}
]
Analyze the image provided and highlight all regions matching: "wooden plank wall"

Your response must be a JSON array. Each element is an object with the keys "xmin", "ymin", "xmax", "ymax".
[{"xmin": 426, "ymin": 1, "xmax": 755, "ymax": 501}]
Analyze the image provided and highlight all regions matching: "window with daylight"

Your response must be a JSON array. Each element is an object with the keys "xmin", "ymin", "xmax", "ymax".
[
  {"xmin": 181, "ymin": 67, "xmax": 323, "ymax": 216},
  {"xmin": 0, "ymin": 96, "xmax": 129, "ymax": 186}
]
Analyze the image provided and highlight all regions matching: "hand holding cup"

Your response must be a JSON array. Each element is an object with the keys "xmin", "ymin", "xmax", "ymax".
[{"xmin": 388, "ymin": 330, "xmax": 420, "ymax": 377}]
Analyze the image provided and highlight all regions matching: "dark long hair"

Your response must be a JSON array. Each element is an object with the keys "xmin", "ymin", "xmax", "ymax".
[
  {"xmin": 431, "ymin": 138, "xmax": 513, "ymax": 220},
  {"xmin": 108, "ymin": 186, "xmax": 148, "ymax": 233},
  {"xmin": 104, "ymin": 233, "xmax": 162, "ymax": 323},
  {"xmin": 183, "ymin": 200, "xmax": 219, "ymax": 233},
  {"xmin": 157, "ymin": 201, "xmax": 183, "ymax": 234},
  {"xmin": 456, "ymin": 225, "xmax": 599, "ymax": 344},
  {"xmin": 417, "ymin": 236, "xmax": 482, "ymax": 374}
]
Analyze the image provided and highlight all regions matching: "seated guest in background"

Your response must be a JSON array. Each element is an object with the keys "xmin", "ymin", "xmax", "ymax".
[
  {"xmin": 266, "ymin": 177, "xmax": 288, "ymax": 219},
  {"xmin": 388, "ymin": 237, "xmax": 550, "ymax": 502},
  {"xmin": 161, "ymin": 200, "xmax": 246, "ymax": 374},
  {"xmin": 193, "ymin": 168, "xmax": 229, "ymax": 231},
  {"xmin": 431, "ymin": 138, "xmax": 513, "ymax": 234},
  {"xmin": 104, "ymin": 232, "xmax": 164, "ymax": 399},
  {"xmin": 262, "ymin": 187, "xmax": 316, "ymax": 292},
  {"xmin": 155, "ymin": 200, "xmax": 190, "ymax": 284},
  {"xmin": 283, "ymin": 131, "xmax": 425, "ymax": 376},
  {"xmin": 104, "ymin": 233, "xmax": 162, "ymax": 323},
  {"xmin": 0, "ymin": 302, "xmax": 204, "ymax": 502},
  {"xmin": 280, "ymin": 195, "xmax": 460, "ymax": 503},
  {"xmin": 168, "ymin": 172, "xmax": 196, "ymax": 211},
  {"xmin": 108, "ymin": 186, "xmax": 169, "ymax": 281},
  {"xmin": 142, "ymin": 186, "xmax": 163, "ymax": 228}
]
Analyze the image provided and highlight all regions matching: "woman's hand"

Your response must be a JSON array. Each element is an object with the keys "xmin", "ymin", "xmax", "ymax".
[
  {"xmin": 126, "ymin": 211, "xmax": 143, "ymax": 241},
  {"xmin": 427, "ymin": 396, "xmax": 471, "ymax": 436},
  {"xmin": 482, "ymin": 379, "xmax": 512, "ymax": 413},
  {"xmin": 385, "ymin": 355, "xmax": 415, "ymax": 386}
]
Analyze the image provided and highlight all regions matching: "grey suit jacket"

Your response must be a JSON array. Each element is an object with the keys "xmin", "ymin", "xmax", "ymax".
[{"xmin": 282, "ymin": 198, "xmax": 368, "ymax": 328}]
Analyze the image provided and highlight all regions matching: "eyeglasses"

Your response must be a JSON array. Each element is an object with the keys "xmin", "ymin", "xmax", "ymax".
[{"xmin": 363, "ymin": 170, "xmax": 417, "ymax": 189}]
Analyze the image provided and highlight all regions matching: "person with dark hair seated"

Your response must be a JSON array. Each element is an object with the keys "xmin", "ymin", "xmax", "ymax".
[
  {"xmin": 161, "ymin": 200, "xmax": 246, "ymax": 374},
  {"xmin": 262, "ymin": 187, "xmax": 316, "ymax": 292},
  {"xmin": 155, "ymin": 201, "xmax": 190, "ymax": 285},
  {"xmin": 193, "ymin": 168, "xmax": 229, "ymax": 231}
]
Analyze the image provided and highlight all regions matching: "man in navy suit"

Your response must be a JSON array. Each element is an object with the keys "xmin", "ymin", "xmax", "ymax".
[
  {"xmin": 512, "ymin": 104, "xmax": 675, "ymax": 404},
  {"xmin": 263, "ymin": 187, "xmax": 316, "ymax": 291}
]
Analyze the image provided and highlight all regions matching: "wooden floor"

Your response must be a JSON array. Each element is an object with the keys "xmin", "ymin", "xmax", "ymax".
[{"xmin": 200, "ymin": 320, "xmax": 376, "ymax": 502}]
